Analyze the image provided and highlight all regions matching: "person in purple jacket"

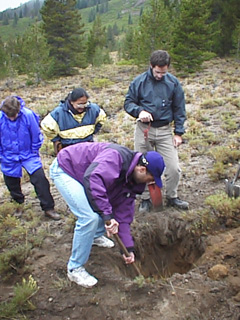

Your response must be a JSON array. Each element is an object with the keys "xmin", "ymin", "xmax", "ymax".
[
  {"xmin": 0, "ymin": 96, "xmax": 60, "ymax": 220},
  {"xmin": 49, "ymin": 141, "xmax": 165, "ymax": 288}
]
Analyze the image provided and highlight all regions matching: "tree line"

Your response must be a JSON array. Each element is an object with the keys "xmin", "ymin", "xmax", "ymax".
[
  {"xmin": 0, "ymin": 0, "xmax": 239, "ymax": 83},
  {"xmin": 0, "ymin": 0, "xmax": 43, "ymax": 23},
  {"xmin": 122, "ymin": 0, "xmax": 240, "ymax": 74}
]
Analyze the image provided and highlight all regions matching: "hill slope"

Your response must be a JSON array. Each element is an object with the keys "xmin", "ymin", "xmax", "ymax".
[{"xmin": 0, "ymin": 0, "xmax": 148, "ymax": 42}]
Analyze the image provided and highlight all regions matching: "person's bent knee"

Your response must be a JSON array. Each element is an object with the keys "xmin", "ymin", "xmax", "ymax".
[{"xmin": 75, "ymin": 213, "xmax": 99, "ymax": 230}]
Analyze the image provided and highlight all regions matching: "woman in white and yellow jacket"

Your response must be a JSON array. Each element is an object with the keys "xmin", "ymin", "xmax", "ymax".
[{"xmin": 41, "ymin": 88, "xmax": 106, "ymax": 153}]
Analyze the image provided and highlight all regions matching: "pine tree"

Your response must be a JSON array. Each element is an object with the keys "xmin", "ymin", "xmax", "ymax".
[
  {"xmin": 211, "ymin": 0, "xmax": 240, "ymax": 56},
  {"xmin": 128, "ymin": 13, "xmax": 133, "ymax": 25},
  {"xmin": 171, "ymin": 0, "xmax": 217, "ymax": 75},
  {"xmin": 232, "ymin": 19, "xmax": 240, "ymax": 59},
  {"xmin": 18, "ymin": 25, "xmax": 52, "ymax": 83},
  {"xmin": 122, "ymin": 27, "xmax": 135, "ymax": 60},
  {"xmin": 3, "ymin": 13, "xmax": 9, "ymax": 25},
  {"xmin": 23, "ymin": 4, "xmax": 29, "ymax": 17},
  {"xmin": 107, "ymin": 25, "xmax": 116, "ymax": 51},
  {"xmin": 113, "ymin": 23, "xmax": 119, "ymax": 36},
  {"xmin": 0, "ymin": 37, "xmax": 8, "ymax": 79},
  {"xmin": 12, "ymin": 12, "xmax": 18, "ymax": 27},
  {"xmin": 130, "ymin": 0, "xmax": 172, "ymax": 66},
  {"xmin": 41, "ymin": 0, "xmax": 87, "ymax": 77},
  {"xmin": 86, "ymin": 14, "xmax": 108, "ymax": 66}
]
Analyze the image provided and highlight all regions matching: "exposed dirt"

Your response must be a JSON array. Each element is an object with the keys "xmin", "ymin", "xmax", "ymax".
[{"xmin": 0, "ymin": 58, "xmax": 240, "ymax": 320}]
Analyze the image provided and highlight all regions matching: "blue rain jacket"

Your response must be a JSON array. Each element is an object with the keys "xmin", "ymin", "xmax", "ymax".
[{"xmin": 0, "ymin": 96, "xmax": 43, "ymax": 177}]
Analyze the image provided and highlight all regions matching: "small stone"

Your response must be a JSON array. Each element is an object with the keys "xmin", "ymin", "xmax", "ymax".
[
  {"xmin": 207, "ymin": 264, "xmax": 228, "ymax": 280},
  {"xmin": 225, "ymin": 233, "xmax": 234, "ymax": 244},
  {"xmin": 233, "ymin": 292, "xmax": 240, "ymax": 302}
]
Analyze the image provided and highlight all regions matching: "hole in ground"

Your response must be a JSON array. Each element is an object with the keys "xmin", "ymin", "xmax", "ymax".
[{"xmin": 116, "ymin": 212, "xmax": 206, "ymax": 279}]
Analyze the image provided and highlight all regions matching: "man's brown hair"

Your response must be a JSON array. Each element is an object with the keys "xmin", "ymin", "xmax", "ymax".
[{"xmin": 150, "ymin": 50, "xmax": 171, "ymax": 68}]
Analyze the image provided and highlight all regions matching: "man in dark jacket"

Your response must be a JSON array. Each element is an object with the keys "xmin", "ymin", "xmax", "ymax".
[
  {"xmin": 0, "ymin": 96, "xmax": 60, "ymax": 220},
  {"xmin": 49, "ymin": 142, "xmax": 165, "ymax": 288},
  {"xmin": 124, "ymin": 50, "xmax": 189, "ymax": 212}
]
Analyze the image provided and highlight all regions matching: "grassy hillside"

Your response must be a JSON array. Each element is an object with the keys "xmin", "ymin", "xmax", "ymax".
[
  {"xmin": 0, "ymin": 17, "xmax": 37, "ymax": 42},
  {"xmin": 80, "ymin": 0, "xmax": 144, "ymax": 32},
  {"xmin": 0, "ymin": 0, "xmax": 147, "ymax": 42}
]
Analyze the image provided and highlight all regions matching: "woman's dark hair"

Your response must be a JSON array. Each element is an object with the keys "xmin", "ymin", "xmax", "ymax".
[
  {"xmin": 65, "ymin": 88, "xmax": 89, "ymax": 102},
  {"xmin": 0, "ymin": 96, "xmax": 20, "ymax": 117},
  {"xmin": 150, "ymin": 50, "xmax": 171, "ymax": 67}
]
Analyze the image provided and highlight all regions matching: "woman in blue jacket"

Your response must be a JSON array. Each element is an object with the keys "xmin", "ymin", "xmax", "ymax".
[
  {"xmin": 0, "ymin": 96, "xmax": 60, "ymax": 220},
  {"xmin": 41, "ymin": 87, "xmax": 106, "ymax": 154}
]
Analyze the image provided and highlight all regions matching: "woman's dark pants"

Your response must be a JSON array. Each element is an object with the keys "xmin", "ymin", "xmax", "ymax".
[{"xmin": 3, "ymin": 168, "xmax": 54, "ymax": 211}]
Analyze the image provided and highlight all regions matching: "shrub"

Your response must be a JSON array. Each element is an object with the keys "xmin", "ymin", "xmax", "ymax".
[
  {"xmin": 0, "ymin": 275, "xmax": 38, "ymax": 318},
  {"xmin": 205, "ymin": 192, "xmax": 240, "ymax": 218}
]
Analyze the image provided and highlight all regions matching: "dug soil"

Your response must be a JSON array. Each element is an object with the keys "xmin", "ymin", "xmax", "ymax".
[{"xmin": 0, "ymin": 58, "xmax": 240, "ymax": 320}]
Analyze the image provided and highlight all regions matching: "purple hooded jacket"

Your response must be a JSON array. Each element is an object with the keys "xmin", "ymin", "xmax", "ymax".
[{"xmin": 57, "ymin": 142, "xmax": 145, "ymax": 249}]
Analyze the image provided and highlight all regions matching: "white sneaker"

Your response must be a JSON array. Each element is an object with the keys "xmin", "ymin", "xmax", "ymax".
[
  {"xmin": 67, "ymin": 267, "xmax": 98, "ymax": 288},
  {"xmin": 93, "ymin": 235, "xmax": 114, "ymax": 248}
]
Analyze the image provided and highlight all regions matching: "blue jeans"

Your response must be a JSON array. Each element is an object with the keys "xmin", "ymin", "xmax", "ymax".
[{"xmin": 49, "ymin": 158, "xmax": 105, "ymax": 271}]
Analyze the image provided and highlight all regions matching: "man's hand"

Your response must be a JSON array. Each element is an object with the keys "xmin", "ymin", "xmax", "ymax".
[
  {"xmin": 123, "ymin": 251, "xmax": 135, "ymax": 264},
  {"xmin": 105, "ymin": 219, "xmax": 119, "ymax": 237},
  {"xmin": 138, "ymin": 110, "xmax": 153, "ymax": 123},
  {"xmin": 173, "ymin": 135, "xmax": 182, "ymax": 147}
]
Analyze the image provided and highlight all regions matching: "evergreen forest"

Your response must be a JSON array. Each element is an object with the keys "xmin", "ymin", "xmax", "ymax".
[{"xmin": 0, "ymin": 0, "xmax": 239, "ymax": 82}]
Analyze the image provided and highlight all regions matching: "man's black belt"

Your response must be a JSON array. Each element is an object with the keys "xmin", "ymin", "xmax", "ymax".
[{"xmin": 142, "ymin": 120, "xmax": 169, "ymax": 128}]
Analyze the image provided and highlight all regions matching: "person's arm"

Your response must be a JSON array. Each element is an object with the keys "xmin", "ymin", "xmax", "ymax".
[
  {"xmin": 124, "ymin": 80, "xmax": 145, "ymax": 119},
  {"xmin": 41, "ymin": 112, "xmax": 60, "ymax": 141},
  {"xmin": 28, "ymin": 112, "xmax": 44, "ymax": 153},
  {"xmin": 105, "ymin": 218, "xmax": 135, "ymax": 264},
  {"xmin": 94, "ymin": 108, "xmax": 107, "ymax": 134},
  {"xmin": 0, "ymin": 127, "xmax": 2, "ymax": 162},
  {"xmin": 172, "ymin": 80, "xmax": 186, "ymax": 137}
]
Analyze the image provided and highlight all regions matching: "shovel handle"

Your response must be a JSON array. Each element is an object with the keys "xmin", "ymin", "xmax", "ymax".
[
  {"xmin": 106, "ymin": 220, "xmax": 142, "ymax": 277},
  {"xmin": 233, "ymin": 163, "xmax": 240, "ymax": 184}
]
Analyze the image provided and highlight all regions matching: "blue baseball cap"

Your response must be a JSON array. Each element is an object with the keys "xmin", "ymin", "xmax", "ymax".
[{"xmin": 145, "ymin": 151, "xmax": 165, "ymax": 187}]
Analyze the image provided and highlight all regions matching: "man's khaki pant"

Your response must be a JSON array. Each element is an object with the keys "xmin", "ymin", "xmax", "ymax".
[{"xmin": 134, "ymin": 121, "xmax": 181, "ymax": 200}]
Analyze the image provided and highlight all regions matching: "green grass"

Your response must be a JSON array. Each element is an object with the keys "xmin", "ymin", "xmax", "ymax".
[
  {"xmin": 76, "ymin": 0, "xmax": 143, "ymax": 33},
  {"xmin": 0, "ymin": 0, "xmax": 145, "ymax": 42},
  {"xmin": 0, "ymin": 17, "xmax": 37, "ymax": 42},
  {"xmin": 0, "ymin": 275, "xmax": 39, "ymax": 319}
]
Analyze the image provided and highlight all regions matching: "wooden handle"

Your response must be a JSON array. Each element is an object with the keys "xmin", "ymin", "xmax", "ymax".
[{"xmin": 106, "ymin": 220, "xmax": 142, "ymax": 277}]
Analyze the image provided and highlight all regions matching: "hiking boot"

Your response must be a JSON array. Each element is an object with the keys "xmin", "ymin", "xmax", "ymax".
[
  {"xmin": 139, "ymin": 199, "xmax": 152, "ymax": 213},
  {"xmin": 67, "ymin": 266, "xmax": 98, "ymax": 288},
  {"xmin": 44, "ymin": 209, "xmax": 61, "ymax": 220},
  {"xmin": 166, "ymin": 197, "xmax": 189, "ymax": 210},
  {"xmin": 93, "ymin": 235, "xmax": 114, "ymax": 248}
]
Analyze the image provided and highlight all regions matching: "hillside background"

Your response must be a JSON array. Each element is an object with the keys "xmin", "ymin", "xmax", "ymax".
[
  {"xmin": 0, "ymin": 0, "xmax": 239, "ymax": 83},
  {"xmin": 0, "ymin": 0, "xmax": 146, "ymax": 42}
]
